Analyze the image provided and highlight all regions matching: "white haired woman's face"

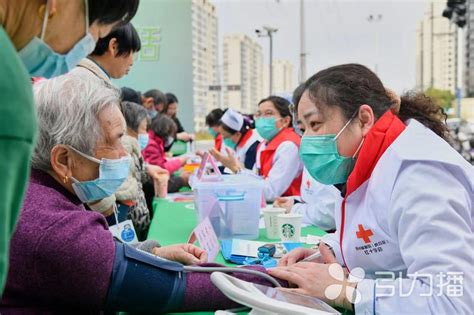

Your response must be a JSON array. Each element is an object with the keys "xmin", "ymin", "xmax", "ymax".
[{"xmin": 68, "ymin": 105, "xmax": 128, "ymax": 183}]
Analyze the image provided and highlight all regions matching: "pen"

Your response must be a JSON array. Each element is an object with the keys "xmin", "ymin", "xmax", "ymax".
[{"xmin": 300, "ymin": 251, "xmax": 321, "ymax": 262}]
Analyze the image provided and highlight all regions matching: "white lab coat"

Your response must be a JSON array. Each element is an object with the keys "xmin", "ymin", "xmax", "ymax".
[
  {"xmin": 322, "ymin": 119, "xmax": 474, "ymax": 314},
  {"xmin": 253, "ymin": 141, "xmax": 303, "ymax": 202},
  {"xmin": 291, "ymin": 168, "xmax": 342, "ymax": 231}
]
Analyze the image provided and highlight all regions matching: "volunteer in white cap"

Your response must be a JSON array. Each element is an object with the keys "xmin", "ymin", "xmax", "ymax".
[{"xmin": 209, "ymin": 109, "xmax": 262, "ymax": 171}]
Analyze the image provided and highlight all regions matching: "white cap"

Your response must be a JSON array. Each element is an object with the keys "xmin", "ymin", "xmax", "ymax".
[{"xmin": 221, "ymin": 108, "xmax": 244, "ymax": 131}]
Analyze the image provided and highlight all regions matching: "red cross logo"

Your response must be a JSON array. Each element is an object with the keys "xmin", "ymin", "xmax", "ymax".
[
  {"xmin": 356, "ymin": 224, "xmax": 373, "ymax": 244},
  {"xmin": 306, "ymin": 179, "xmax": 311, "ymax": 189}
]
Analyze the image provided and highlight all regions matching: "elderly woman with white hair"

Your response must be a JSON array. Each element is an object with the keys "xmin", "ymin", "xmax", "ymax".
[{"xmin": 0, "ymin": 75, "xmax": 218, "ymax": 313}]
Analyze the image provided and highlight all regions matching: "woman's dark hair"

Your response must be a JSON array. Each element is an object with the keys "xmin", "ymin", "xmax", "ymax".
[
  {"xmin": 220, "ymin": 110, "xmax": 253, "ymax": 136},
  {"xmin": 163, "ymin": 92, "xmax": 179, "ymax": 114},
  {"xmin": 302, "ymin": 63, "xmax": 449, "ymax": 141},
  {"xmin": 258, "ymin": 96, "xmax": 293, "ymax": 125},
  {"xmin": 91, "ymin": 23, "xmax": 141, "ymax": 57},
  {"xmin": 121, "ymin": 101, "xmax": 148, "ymax": 133},
  {"xmin": 150, "ymin": 114, "xmax": 177, "ymax": 140},
  {"xmin": 89, "ymin": 0, "xmax": 139, "ymax": 26},
  {"xmin": 292, "ymin": 83, "xmax": 306, "ymax": 107},
  {"xmin": 144, "ymin": 89, "xmax": 167, "ymax": 108},
  {"xmin": 120, "ymin": 87, "xmax": 142, "ymax": 104},
  {"xmin": 205, "ymin": 108, "xmax": 224, "ymax": 127}
]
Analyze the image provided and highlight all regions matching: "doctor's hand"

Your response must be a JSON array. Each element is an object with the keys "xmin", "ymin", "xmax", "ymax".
[
  {"xmin": 152, "ymin": 244, "xmax": 208, "ymax": 265},
  {"xmin": 278, "ymin": 242, "xmax": 336, "ymax": 267},
  {"xmin": 268, "ymin": 262, "xmax": 355, "ymax": 310},
  {"xmin": 273, "ymin": 197, "xmax": 294, "ymax": 213},
  {"xmin": 209, "ymin": 148, "xmax": 240, "ymax": 173}
]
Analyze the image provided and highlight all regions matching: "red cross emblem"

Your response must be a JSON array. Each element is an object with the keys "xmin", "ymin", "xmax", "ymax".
[
  {"xmin": 306, "ymin": 179, "xmax": 311, "ymax": 189},
  {"xmin": 356, "ymin": 224, "xmax": 373, "ymax": 244}
]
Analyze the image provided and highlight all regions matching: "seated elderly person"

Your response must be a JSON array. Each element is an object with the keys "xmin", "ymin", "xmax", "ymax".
[{"xmin": 0, "ymin": 76, "xmax": 275, "ymax": 313}]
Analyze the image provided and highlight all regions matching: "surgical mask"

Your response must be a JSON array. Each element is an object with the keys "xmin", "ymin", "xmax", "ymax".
[
  {"xmin": 223, "ymin": 137, "xmax": 237, "ymax": 150},
  {"xmin": 138, "ymin": 133, "xmax": 149, "ymax": 150},
  {"xmin": 19, "ymin": 0, "xmax": 96, "ymax": 78},
  {"xmin": 148, "ymin": 109, "xmax": 158, "ymax": 119},
  {"xmin": 299, "ymin": 117, "xmax": 364, "ymax": 185},
  {"xmin": 165, "ymin": 136, "xmax": 175, "ymax": 148},
  {"xmin": 208, "ymin": 128, "xmax": 218, "ymax": 139},
  {"xmin": 255, "ymin": 117, "xmax": 282, "ymax": 141},
  {"xmin": 68, "ymin": 146, "xmax": 131, "ymax": 203}
]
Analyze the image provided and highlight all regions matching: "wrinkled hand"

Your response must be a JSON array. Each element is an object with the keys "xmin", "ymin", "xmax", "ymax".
[
  {"xmin": 273, "ymin": 197, "xmax": 294, "ymax": 213},
  {"xmin": 146, "ymin": 164, "xmax": 170, "ymax": 181},
  {"xmin": 209, "ymin": 147, "xmax": 240, "ymax": 173},
  {"xmin": 152, "ymin": 244, "xmax": 208, "ymax": 265},
  {"xmin": 268, "ymin": 261, "xmax": 354, "ymax": 310},
  {"xmin": 278, "ymin": 243, "xmax": 336, "ymax": 267}
]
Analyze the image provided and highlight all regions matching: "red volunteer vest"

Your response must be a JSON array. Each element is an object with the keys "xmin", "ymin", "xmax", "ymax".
[
  {"xmin": 215, "ymin": 133, "xmax": 223, "ymax": 151},
  {"xmin": 339, "ymin": 111, "xmax": 406, "ymax": 270},
  {"xmin": 260, "ymin": 128, "xmax": 302, "ymax": 196}
]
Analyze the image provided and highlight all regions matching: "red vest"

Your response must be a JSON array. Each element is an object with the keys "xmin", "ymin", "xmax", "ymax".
[
  {"xmin": 260, "ymin": 128, "xmax": 302, "ymax": 197},
  {"xmin": 215, "ymin": 133, "xmax": 223, "ymax": 151}
]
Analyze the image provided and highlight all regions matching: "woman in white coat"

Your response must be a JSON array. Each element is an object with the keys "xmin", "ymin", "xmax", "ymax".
[
  {"xmin": 269, "ymin": 64, "xmax": 473, "ymax": 314},
  {"xmin": 274, "ymin": 167, "xmax": 342, "ymax": 231}
]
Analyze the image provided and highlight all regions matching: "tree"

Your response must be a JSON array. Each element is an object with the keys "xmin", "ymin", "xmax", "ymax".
[{"xmin": 425, "ymin": 88, "xmax": 455, "ymax": 109}]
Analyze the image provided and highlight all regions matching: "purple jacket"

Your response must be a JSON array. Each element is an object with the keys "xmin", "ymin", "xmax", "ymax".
[{"xmin": 0, "ymin": 169, "xmax": 115, "ymax": 313}]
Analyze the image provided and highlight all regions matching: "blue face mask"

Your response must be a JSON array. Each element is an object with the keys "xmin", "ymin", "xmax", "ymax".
[
  {"xmin": 138, "ymin": 133, "xmax": 149, "ymax": 150},
  {"xmin": 255, "ymin": 117, "xmax": 282, "ymax": 141},
  {"xmin": 148, "ymin": 109, "xmax": 158, "ymax": 119},
  {"xmin": 223, "ymin": 137, "xmax": 237, "ymax": 150},
  {"xmin": 18, "ymin": 0, "xmax": 96, "ymax": 78},
  {"xmin": 299, "ymin": 117, "xmax": 364, "ymax": 185},
  {"xmin": 208, "ymin": 128, "xmax": 218, "ymax": 139},
  {"xmin": 68, "ymin": 146, "xmax": 131, "ymax": 203}
]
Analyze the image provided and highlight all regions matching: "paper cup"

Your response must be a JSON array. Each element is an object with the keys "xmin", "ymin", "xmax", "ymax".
[
  {"xmin": 154, "ymin": 174, "xmax": 170, "ymax": 198},
  {"xmin": 262, "ymin": 207, "xmax": 286, "ymax": 239},
  {"xmin": 277, "ymin": 213, "xmax": 302, "ymax": 242}
]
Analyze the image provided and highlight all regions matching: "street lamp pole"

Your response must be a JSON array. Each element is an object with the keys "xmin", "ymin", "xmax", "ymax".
[
  {"xmin": 256, "ymin": 25, "xmax": 278, "ymax": 95},
  {"xmin": 367, "ymin": 14, "xmax": 382, "ymax": 75}
]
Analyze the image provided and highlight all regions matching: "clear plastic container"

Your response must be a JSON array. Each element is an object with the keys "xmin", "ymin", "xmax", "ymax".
[{"xmin": 193, "ymin": 174, "xmax": 264, "ymax": 240}]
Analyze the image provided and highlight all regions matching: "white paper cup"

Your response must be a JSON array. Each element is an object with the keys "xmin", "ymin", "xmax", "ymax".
[
  {"xmin": 277, "ymin": 213, "xmax": 303, "ymax": 242},
  {"xmin": 262, "ymin": 207, "xmax": 286, "ymax": 239}
]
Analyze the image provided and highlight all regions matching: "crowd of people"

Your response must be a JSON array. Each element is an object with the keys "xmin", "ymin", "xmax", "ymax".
[{"xmin": 0, "ymin": 0, "xmax": 472, "ymax": 314}]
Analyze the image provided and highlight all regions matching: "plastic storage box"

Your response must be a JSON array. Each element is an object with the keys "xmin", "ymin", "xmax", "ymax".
[{"xmin": 193, "ymin": 174, "xmax": 264, "ymax": 240}]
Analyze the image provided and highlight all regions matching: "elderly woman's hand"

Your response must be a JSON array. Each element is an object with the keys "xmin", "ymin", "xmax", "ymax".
[{"xmin": 152, "ymin": 244, "xmax": 208, "ymax": 265}]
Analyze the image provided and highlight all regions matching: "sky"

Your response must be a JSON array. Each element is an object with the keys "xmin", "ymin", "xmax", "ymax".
[{"xmin": 213, "ymin": 0, "xmax": 429, "ymax": 94}]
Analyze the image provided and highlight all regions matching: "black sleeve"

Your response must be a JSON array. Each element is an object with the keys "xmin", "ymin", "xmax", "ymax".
[
  {"xmin": 174, "ymin": 117, "xmax": 185, "ymax": 133},
  {"xmin": 243, "ymin": 141, "xmax": 260, "ymax": 170}
]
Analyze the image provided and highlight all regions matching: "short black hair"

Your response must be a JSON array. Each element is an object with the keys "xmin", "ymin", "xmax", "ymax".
[
  {"xmin": 258, "ymin": 96, "xmax": 292, "ymax": 125},
  {"xmin": 144, "ymin": 89, "xmax": 167, "ymax": 107},
  {"xmin": 89, "ymin": 0, "xmax": 139, "ymax": 26},
  {"xmin": 91, "ymin": 23, "xmax": 141, "ymax": 57},
  {"xmin": 150, "ymin": 114, "xmax": 177, "ymax": 140},
  {"xmin": 121, "ymin": 87, "xmax": 142, "ymax": 104},
  {"xmin": 205, "ymin": 108, "xmax": 224, "ymax": 127},
  {"xmin": 121, "ymin": 101, "xmax": 148, "ymax": 133}
]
